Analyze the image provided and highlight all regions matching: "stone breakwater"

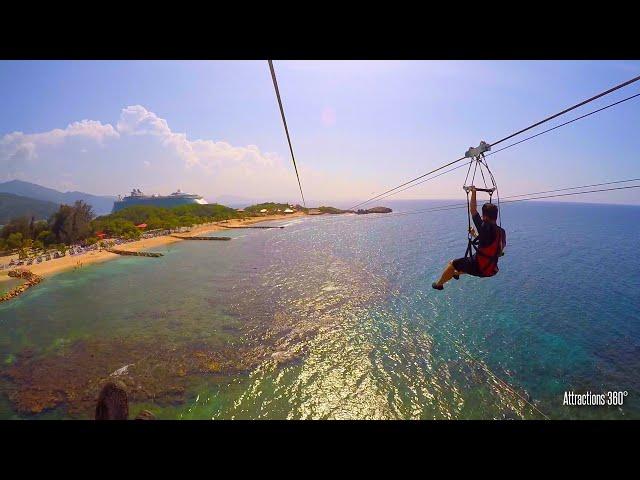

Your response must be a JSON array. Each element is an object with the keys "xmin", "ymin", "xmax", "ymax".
[
  {"xmin": 171, "ymin": 236, "xmax": 231, "ymax": 241},
  {"xmin": 1, "ymin": 270, "xmax": 44, "ymax": 303},
  {"xmin": 107, "ymin": 249, "xmax": 164, "ymax": 257}
]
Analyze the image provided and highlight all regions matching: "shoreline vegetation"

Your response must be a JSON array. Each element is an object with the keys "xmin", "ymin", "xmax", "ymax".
[
  {"xmin": 0, "ymin": 212, "xmax": 302, "ymax": 284},
  {"xmin": 0, "ymin": 201, "xmax": 392, "ymax": 289}
]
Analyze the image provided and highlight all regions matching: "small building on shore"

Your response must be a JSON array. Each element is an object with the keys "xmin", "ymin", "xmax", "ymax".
[
  {"xmin": 308, "ymin": 208, "xmax": 322, "ymax": 215},
  {"xmin": 284, "ymin": 208, "xmax": 295, "ymax": 214}
]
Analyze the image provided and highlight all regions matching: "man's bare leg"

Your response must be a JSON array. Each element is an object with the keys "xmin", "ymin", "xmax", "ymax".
[
  {"xmin": 434, "ymin": 261, "xmax": 459, "ymax": 289},
  {"xmin": 453, "ymin": 270, "xmax": 465, "ymax": 280}
]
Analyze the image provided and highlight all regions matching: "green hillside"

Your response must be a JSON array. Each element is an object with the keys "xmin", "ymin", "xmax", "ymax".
[
  {"xmin": 0, "ymin": 179, "xmax": 115, "ymax": 215},
  {"xmin": 91, "ymin": 203, "xmax": 242, "ymax": 236},
  {"xmin": 243, "ymin": 202, "xmax": 307, "ymax": 214},
  {"xmin": 0, "ymin": 193, "xmax": 60, "ymax": 224}
]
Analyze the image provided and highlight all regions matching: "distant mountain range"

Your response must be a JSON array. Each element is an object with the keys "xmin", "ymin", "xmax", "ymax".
[
  {"xmin": 0, "ymin": 180, "xmax": 116, "ymax": 215},
  {"xmin": 0, "ymin": 181, "xmax": 380, "ymax": 218},
  {"xmin": 0, "ymin": 193, "xmax": 60, "ymax": 224}
]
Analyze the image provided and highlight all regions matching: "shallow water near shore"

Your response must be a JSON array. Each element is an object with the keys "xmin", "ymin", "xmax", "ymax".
[
  {"xmin": 1, "ymin": 201, "xmax": 639, "ymax": 419},
  {"xmin": 0, "ymin": 278, "xmax": 24, "ymax": 295}
]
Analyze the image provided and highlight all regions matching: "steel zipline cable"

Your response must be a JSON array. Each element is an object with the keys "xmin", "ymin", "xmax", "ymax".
[
  {"xmin": 489, "ymin": 75, "xmax": 640, "ymax": 148},
  {"xmin": 268, "ymin": 60, "xmax": 306, "ymax": 207},
  {"xmin": 367, "ymin": 91, "xmax": 640, "ymax": 206},
  {"xmin": 501, "ymin": 177, "xmax": 640, "ymax": 199},
  {"xmin": 349, "ymin": 75, "xmax": 640, "ymax": 210},
  {"xmin": 347, "ymin": 180, "xmax": 640, "ymax": 221},
  {"xmin": 486, "ymin": 92, "xmax": 640, "ymax": 158},
  {"xmin": 364, "ymin": 161, "xmax": 473, "ymax": 206}
]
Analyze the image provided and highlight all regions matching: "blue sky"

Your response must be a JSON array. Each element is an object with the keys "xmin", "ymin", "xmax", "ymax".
[{"xmin": 1, "ymin": 60, "xmax": 639, "ymax": 205}]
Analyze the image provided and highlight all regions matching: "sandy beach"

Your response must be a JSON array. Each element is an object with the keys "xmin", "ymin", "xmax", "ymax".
[{"xmin": 0, "ymin": 212, "xmax": 305, "ymax": 282}]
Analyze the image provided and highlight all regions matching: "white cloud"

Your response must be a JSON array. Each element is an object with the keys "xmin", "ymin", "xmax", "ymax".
[
  {"xmin": 0, "ymin": 104, "xmax": 380, "ymax": 201},
  {"xmin": 1, "ymin": 120, "xmax": 119, "ymax": 175},
  {"xmin": 116, "ymin": 105, "xmax": 170, "ymax": 136},
  {"xmin": 2, "ymin": 120, "xmax": 118, "ymax": 152},
  {"xmin": 0, "ymin": 105, "xmax": 281, "ymax": 173},
  {"xmin": 0, "ymin": 106, "xmax": 298, "ymax": 196},
  {"xmin": 116, "ymin": 105, "xmax": 279, "ymax": 171}
]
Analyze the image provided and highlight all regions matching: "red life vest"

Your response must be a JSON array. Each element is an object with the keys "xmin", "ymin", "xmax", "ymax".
[{"xmin": 475, "ymin": 227, "xmax": 504, "ymax": 277}]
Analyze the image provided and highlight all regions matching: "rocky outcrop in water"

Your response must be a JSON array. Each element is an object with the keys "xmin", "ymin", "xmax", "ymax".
[
  {"xmin": 355, "ymin": 207, "xmax": 392, "ymax": 214},
  {"xmin": 315, "ymin": 206, "xmax": 393, "ymax": 215},
  {"xmin": 0, "ymin": 270, "xmax": 43, "ymax": 303}
]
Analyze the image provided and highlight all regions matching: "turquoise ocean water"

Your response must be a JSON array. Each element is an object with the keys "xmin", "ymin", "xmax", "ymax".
[{"xmin": 0, "ymin": 201, "xmax": 638, "ymax": 419}]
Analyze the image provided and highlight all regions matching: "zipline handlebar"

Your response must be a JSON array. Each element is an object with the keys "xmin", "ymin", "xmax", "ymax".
[{"xmin": 463, "ymin": 186, "xmax": 496, "ymax": 193}]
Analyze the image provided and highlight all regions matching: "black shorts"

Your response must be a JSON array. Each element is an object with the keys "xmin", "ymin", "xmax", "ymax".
[{"xmin": 451, "ymin": 256, "xmax": 482, "ymax": 277}]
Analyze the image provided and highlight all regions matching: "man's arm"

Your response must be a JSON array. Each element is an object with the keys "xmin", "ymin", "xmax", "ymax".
[
  {"xmin": 470, "ymin": 186, "xmax": 478, "ymax": 215},
  {"xmin": 467, "ymin": 186, "xmax": 482, "ymax": 235}
]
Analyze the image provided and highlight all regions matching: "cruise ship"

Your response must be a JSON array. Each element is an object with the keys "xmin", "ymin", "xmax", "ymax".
[{"xmin": 112, "ymin": 188, "xmax": 208, "ymax": 213}]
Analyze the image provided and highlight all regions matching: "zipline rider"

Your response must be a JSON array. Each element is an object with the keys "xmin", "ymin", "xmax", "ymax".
[{"xmin": 432, "ymin": 186, "xmax": 506, "ymax": 290}]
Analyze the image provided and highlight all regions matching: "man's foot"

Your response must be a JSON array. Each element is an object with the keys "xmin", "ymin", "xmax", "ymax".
[
  {"xmin": 431, "ymin": 282, "xmax": 443, "ymax": 291},
  {"xmin": 453, "ymin": 274, "xmax": 460, "ymax": 280}
]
